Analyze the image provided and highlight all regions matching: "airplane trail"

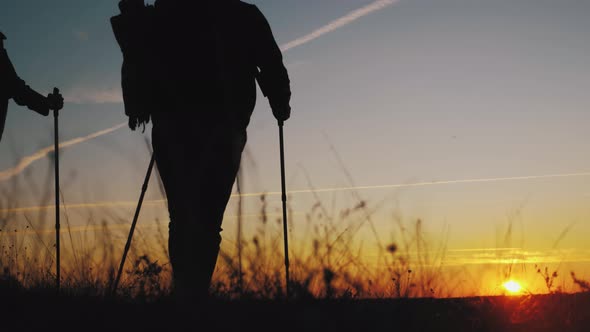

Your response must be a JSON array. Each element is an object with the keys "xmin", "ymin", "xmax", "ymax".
[
  {"xmin": 280, "ymin": 0, "xmax": 398, "ymax": 52},
  {"xmin": 4, "ymin": 171, "xmax": 590, "ymax": 214},
  {"xmin": 0, "ymin": 122, "xmax": 126, "ymax": 182},
  {"xmin": 1, "ymin": 212, "xmax": 293, "ymax": 236}
]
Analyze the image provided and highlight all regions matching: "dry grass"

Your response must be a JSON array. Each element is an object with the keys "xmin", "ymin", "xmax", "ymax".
[{"xmin": 1, "ymin": 145, "xmax": 589, "ymax": 302}]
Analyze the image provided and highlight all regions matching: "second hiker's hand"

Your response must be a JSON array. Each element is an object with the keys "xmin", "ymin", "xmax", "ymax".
[{"xmin": 47, "ymin": 88, "xmax": 64, "ymax": 112}]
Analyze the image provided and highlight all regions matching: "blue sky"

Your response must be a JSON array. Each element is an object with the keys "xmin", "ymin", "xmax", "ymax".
[{"xmin": 1, "ymin": 0, "xmax": 590, "ymax": 256}]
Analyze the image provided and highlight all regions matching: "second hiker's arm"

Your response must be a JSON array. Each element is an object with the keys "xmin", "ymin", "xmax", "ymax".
[{"xmin": 1, "ymin": 48, "xmax": 51, "ymax": 116}]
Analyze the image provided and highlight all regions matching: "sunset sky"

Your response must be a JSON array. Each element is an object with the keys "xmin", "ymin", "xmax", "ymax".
[{"xmin": 1, "ymin": 0, "xmax": 590, "ymax": 294}]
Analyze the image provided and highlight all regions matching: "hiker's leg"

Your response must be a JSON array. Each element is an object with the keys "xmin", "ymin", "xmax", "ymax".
[
  {"xmin": 152, "ymin": 123, "xmax": 194, "ymax": 294},
  {"xmin": 153, "ymin": 121, "xmax": 247, "ymax": 299},
  {"xmin": 185, "ymin": 128, "xmax": 247, "ymax": 296}
]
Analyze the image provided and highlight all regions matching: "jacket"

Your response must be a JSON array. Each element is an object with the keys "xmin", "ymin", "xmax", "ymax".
[
  {"xmin": 0, "ymin": 35, "xmax": 50, "ymax": 141},
  {"xmin": 111, "ymin": 0, "xmax": 291, "ymax": 130}
]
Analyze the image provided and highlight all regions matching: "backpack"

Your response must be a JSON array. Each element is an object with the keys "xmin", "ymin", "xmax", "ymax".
[{"xmin": 110, "ymin": 3, "xmax": 159, "ymax": 131}]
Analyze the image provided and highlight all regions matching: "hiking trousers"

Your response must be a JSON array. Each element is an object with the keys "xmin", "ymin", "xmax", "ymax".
[{"xmin": 152, "ymin": 118, "xmax": 247, "ymax": 298}]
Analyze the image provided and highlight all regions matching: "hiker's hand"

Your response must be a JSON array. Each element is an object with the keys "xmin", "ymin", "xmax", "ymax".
[
  {"xmin": 47, "ymin": 88, "xmax": 64, "ymax": 112},
  {"xmin": 129, "ymin": 114, "xmax": 150, "ymax": 132},
  {"xmin": 272, "ymin": 104, "xmax": 291, "ymax": 123},
  {"xmin": 270, "ymin": 97, "xmax": 291, "ymax": 122}
]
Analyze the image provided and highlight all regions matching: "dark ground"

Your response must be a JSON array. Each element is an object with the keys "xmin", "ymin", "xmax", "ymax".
[{"xmin": 2, "ymin": 290, "xmax": 590, "ymax": 332}]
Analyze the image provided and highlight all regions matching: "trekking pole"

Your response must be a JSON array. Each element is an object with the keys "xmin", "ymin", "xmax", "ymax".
[
  {"xmin": 53, "ymin": 88, "xmax": 61, "ymax": 291},
  {"xmin": 278, "ymin": 120, "xmax": 290, "ymax": 299},
  {"xmin": 112, "ymin": 153, "xmax": 156, "ymax": 295}
]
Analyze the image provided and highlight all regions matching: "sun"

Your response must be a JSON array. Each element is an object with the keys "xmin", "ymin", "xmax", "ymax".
[{"xmin": 502, "ymin": 280, "xmax": 523, "ymax": 295}]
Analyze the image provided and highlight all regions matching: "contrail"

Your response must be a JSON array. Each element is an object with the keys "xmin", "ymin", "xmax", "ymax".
[
  {"xmin": 1, "ymin": 212, "xmax": 295, "ymax": 236},
  {"xmin": 0, "ymin": 122, "xmax": 126, "ymax": 182},
  {"xmin": 4, "ymin": 171, "xmax": 590, "ymax": 214},
  {"xmin": 280, "ymin": 0, "xmax": 398, "ymax": 52},
  {"xmin": 2, "ymin": 199, "xmax": 167, "ymax": 214},
  {"xmin": 274, "ymin": 171, "xmax": 590, "ymax": 196}
]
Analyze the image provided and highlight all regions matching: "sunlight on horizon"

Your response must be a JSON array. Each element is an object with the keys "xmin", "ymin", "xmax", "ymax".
[{"xmin": 503, "ymin": 280, "xmax": 524, "ymax": 295}]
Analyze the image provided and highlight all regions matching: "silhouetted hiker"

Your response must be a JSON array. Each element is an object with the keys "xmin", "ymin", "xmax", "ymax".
[
  {"xmin": 111, "ymin": 0, "xmax": 291, "ymax": 301},
  {"xmin": 0, "ymin": 31, "xmax": 64, "ymax": 142}
]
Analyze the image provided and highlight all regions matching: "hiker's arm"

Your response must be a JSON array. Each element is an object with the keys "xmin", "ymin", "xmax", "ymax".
[
  {"xmin": 252, "ymin": 6, "xmax": 291, "ymax": 122},
  {"xmin": 1, "ymin": 48, "xmax": 51, "ymax": 116},
  {"xmin": 12, "ymin": 79, "xmax": 54, "ymax": 116}
]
